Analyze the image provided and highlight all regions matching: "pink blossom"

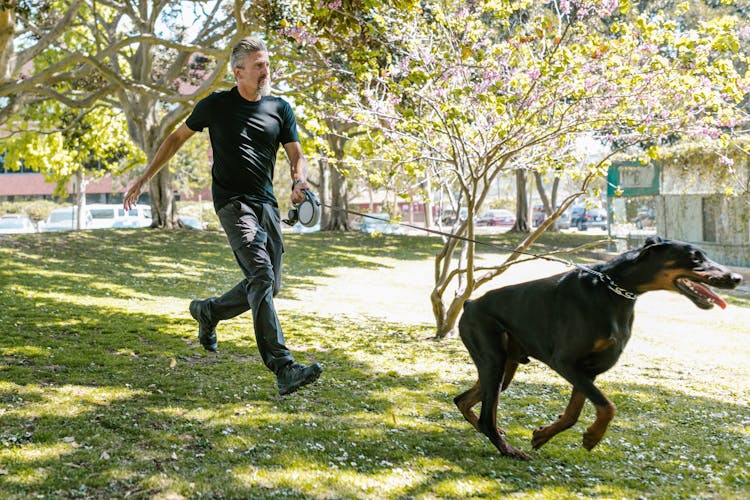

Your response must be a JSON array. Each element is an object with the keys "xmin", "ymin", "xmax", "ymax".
[
  {"xmin": 718, "ymin": 156, "xmax": 734, "ymax": 167},
  {"xmin": 278, "ymin": 27, "xmax": 319, "ymax": 45},
  {"xmin": 600, "ymin": 0, "xmax": 619, "ymax": 16}
]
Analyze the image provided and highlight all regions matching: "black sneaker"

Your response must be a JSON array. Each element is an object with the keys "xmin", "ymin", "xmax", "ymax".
[
  {"xmin": 277, "ymin": 362, "xmax": 322, "ymax": 396},
  {"xmin": 189, "ymin": 299, "xmax": 218, "ymax": 352}
]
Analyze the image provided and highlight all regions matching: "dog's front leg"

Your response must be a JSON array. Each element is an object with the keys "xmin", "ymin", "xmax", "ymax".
[
  {"xmin": 531, "ymin": 388, "xmax": 586, "ymax": 449},
  {"xmin": 582, "ymin": 400, "xmax": 616, "ymax": 450},
  {"xmin": 553, "ymin": 369, "xmax": 616, "ymax": 450}
]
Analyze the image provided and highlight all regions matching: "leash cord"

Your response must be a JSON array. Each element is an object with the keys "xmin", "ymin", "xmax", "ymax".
[{"xmin": 319, "ymin": 202, "xmax": 638, "ymax": 300}]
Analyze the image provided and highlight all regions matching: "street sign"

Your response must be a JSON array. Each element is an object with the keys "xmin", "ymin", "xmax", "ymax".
[{"xmin": 607, "ymin": 161, "xmax": 660, "ymax": 197}]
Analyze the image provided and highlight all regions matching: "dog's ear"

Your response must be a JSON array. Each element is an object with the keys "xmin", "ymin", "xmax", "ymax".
[
  {"xmin": 644, "ymin": 236, "xmax": 663, "ymax": 247},
  {"xmin": 631, "ymin": 236, "xmax": 664, "ymax": 262}
]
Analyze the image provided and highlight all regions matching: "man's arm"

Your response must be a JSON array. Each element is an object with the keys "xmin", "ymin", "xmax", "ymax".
[
  {"xmin": 283, "ymin": 141, "xmax": 310, "ymax": 204},
  {"xmin": 123, "ymin": 123, "xmax": 196, "ymax": 209}
]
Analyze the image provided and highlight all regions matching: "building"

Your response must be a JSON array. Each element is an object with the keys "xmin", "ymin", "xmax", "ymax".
[
  {"xmin": 0, "ymin": 171, "xmax": 124, "ymax": 204},
  {"xmin": 610, "ymin": 158, "xmax": 750, "ymax": 267}
]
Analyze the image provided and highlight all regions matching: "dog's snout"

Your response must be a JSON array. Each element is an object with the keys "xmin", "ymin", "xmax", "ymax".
[{"xmin": 730, "ymin": 273, "xmax": 743, "ymax": 286}]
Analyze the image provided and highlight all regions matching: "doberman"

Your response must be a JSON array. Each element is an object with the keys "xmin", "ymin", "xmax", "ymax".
[{"xmin": 454, "ymin": 236, "xmax": 742, "ymax": 459}]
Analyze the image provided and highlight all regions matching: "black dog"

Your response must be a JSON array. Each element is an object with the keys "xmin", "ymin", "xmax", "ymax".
[{"xmin": 455, "ymin": 236, "xmax": 742, "ymax": 459}]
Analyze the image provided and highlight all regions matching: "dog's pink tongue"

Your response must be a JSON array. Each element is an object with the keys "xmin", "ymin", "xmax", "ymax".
[
  {"xmin": 714, "ymin": 295, "xmax": 727, "ymax": 309},
  {"xmin": 702, "ymin": 284, "xmax": 727, "ymax": 309},
  {"xmin": 686, "ymin": 279, "xmax": 727, "ymax": 309}
]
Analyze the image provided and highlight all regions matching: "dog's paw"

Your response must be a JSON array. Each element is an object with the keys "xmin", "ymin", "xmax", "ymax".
[
  {"xmin": 531, "ymin": 428, "xmax": 552, "ymax": 449},
  {"xmin": 582, "ymin": 430, "xmax": 603, "ymax": 450}
]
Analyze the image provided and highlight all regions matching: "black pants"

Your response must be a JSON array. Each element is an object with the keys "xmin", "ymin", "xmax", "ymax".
[{"xmin": 204, "ymin": 200, "xmax": 293, "ymax": 373}]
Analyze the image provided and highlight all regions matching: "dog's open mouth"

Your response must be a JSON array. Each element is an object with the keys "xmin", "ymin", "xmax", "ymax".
[{"xmin": 674, "ymin": 277, "xmax": 727, "ymax": 309}]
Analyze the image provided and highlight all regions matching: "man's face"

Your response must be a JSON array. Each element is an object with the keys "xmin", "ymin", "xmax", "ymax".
[{"xmin": 234, "ymin": 50, "xmax": 271, "ymax": 97}]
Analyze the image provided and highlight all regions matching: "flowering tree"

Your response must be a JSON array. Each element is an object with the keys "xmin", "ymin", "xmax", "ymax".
[
  {"xmin": 260, "ymin": 0, "xmax": 420, "ymax": 230},
  {"xmin": 356, "ymin": 0, "xmax": 749, "ymax": 337}
]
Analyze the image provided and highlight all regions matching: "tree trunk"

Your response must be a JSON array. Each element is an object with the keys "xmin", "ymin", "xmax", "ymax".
[
  {"xmin": 327, "ymin": 166, "xmax": 349, "ymax": 230},
  {"xmin": 424, "ymin": 171, "xmax": 434, "ymax": 228},
  {"xmin": 73, "ymin": 170, "xmax": 88, "ymax": 230},
  {"xmin": 0, "ymin": 8, "xmax": 15, "ymax": 81},
  {"xmin": 318, "ymin": 155, "xmax": 330, "ymax": 229},
  {"xmin": 510, "ymin": 169, "xmax": 530, "ymax": 232},
  {"xmin": 150, "ymin": 168, "xmax": 175, "ymax": 228},
  {"xmin": 324, "ymin": 137, "xmax": 349, "ymax": 231},
  {"xmin": 534, "ymin": 171, "xmax": 554, "ymax": 232}
]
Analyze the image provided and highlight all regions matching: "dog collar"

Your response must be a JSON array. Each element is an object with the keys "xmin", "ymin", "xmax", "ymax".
[{"xmin": 579, "ymin": 266, "xmax": 638, "ymax": 301}]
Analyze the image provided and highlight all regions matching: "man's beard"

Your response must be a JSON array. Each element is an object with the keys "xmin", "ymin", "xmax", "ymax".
[{"xmin": 259, "ymin": 77, "xmax": 271, "ymax": 96}]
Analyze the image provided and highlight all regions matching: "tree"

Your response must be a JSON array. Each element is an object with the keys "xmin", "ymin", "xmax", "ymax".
[
  {"xmin": 2, "ymin": 1, "xmax": 248, "ymax": 227},
  {"xmin": 0, "ymin": 0, "xmax": 85, "ymax": 123},
  {"xmin": 257, "ymin": 0, "xmax": 420, "ymax": 231},
  {"xmin": 356, "ymin": 0, "xmax": 748, "ymax": 337},
  {"xmin": 3, "ymin": 102, "xmax": 143, "ymax": 228}
]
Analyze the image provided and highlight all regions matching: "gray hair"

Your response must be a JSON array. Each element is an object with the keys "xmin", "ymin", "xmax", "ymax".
[{"xmin": 230, "ymin": 37, "xmax": 267, "ymax": 69}]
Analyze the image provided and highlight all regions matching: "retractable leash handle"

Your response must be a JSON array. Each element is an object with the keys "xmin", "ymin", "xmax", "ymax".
[{"xmin": 283, "ymin": 190, "xmax": 321, "ymax": 227}]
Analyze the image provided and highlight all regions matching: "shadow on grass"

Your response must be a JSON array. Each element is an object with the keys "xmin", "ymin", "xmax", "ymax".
[
  {"xmin": 1, "ymin": 230, "xmax": 747, "ymax": 498},
  {"xmin": 0, "ymin": 229, "xmax": 444, "ymax": 303},
  {"xmin": 1, "ymin": 298, "xmax": 748, "ymax": 498}
]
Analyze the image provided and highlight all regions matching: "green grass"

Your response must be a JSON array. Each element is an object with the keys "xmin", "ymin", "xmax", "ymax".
[{"xmin": 0, "ymin": 229, "xmax": 748, "ymax": 499}]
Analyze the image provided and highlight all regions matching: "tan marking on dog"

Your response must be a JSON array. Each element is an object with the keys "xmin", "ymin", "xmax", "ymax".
[
  {"xmin": 592, "ymin": 338, "xmax": 613, "ymax": 352},
  {"xmin": 638, "ymin": 268, "xmax": 688, "ymax": 292}
]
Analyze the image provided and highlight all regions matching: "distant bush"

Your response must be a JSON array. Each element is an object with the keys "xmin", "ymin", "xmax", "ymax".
[{"xmin": 0, "ymin": 200, "xmax": 62, "ymax": 222}]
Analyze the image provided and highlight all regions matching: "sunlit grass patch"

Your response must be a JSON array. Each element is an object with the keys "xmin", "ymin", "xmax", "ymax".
[{"xmin": 0, "ymin": 230, "xmax": 748, "ymax": 499}]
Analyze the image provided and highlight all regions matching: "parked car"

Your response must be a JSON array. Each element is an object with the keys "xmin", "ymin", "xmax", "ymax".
[
  {"xmin": 0, "ymin": 214, "xmax": 37, "ymax": 234},
  {"xmin": 633, "ymin": 207, "xmax": 655, "ymax": 229},
  {"xmin": 476, "ymin": 209, "xmax": 515, "ymax": 227},
  {"xmin": 576, "ymin": 208, "xmax": 608, "ymax": 231},
  {"xmin": 113, "ymin": 206, "xmax": 153, "ymax": 228},
  {"xmin": 42, "ymin": 207, "xmax": 93, "ymax": 232},
  {"xmin": 177, "ymin": 215, "xmax": 205, "ymax": 230},
  {"xmin": 88, "ymin": 204, "xmax": 129, "ymax": 229},
  {"xmin": 440, "ymin": 207, "xmax": 468, "ymax": 225},
  {"xmin": 532, "ymin": 204, "xmax": 571, "ymax": 229},
  {"xmin": 568, "ymin": 205, "xmax": 586, "ymax": 227},
  {"xmin": 360, "ymin": 213, "xmax": 405, "ymax": 235}
]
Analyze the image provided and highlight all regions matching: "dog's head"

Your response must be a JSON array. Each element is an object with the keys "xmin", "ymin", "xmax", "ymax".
[{"xmin": 634, "ymin": 236, "xmax": 742, "ymax": 309}]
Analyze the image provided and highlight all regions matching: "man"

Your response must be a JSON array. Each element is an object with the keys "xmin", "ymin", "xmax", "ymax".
[{"xmin": 123, "ymin": 37, "xmax": 322, "ymax": 396}]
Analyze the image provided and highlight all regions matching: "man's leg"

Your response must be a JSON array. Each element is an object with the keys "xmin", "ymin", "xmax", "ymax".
[
  {"xmin": 190, "ymin": 281, "xmax": 251, "ymax": 351},
  {"xmin": 217, "ymin": 201, "xmax": 321, "ymax": 394}
]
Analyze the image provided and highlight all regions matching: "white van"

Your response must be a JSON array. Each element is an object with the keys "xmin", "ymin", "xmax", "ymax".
[
  {"xmin": 88, "ymin": 204, "xmax": 127, "ymax": 229},
  {"xmin": 42, "ymin": 207, "xmax": 93, "ymax": 232},
  {"xmin": 112, "ymin": 205, "xmax": 152, "ymax": 228}
]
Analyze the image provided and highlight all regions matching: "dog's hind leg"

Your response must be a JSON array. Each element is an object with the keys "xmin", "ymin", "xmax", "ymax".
[
  {"xmin": 476, "ymin": 353, "xmax": 530, "ymax": 460},
  {"xmin": 455, "ymin": 358, "xmax": 518, "ymax": 434},
  {"xmin": 531, "ymin": 387, "xmax": 586, "ymax": 449},
  {"xmin": 501, "ymin": 360, "xmax": 519, "ymax": 392},
  {"xmin": 453, "ymin": 381, "xmax": 482, "ymax": 432}
]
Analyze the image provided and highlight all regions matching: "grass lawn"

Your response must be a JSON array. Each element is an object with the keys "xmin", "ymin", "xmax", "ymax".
[{"xmin": 0, "ymin": 229, "xmax": 748, "ymax": 499}]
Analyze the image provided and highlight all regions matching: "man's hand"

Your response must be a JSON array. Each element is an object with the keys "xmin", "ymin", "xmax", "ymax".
[
  {"xmin": 291, "ymin": 179, "xmax": 310, "ymax": 205},
  {"xmin": 124, "ymin": 178, "xmax": 146, "ymax": 210}
]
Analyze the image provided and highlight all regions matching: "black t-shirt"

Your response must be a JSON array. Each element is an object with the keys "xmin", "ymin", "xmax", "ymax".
[{"xmin": 185, "ymin": 87, "xmax": 300, "ymax": 211}]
